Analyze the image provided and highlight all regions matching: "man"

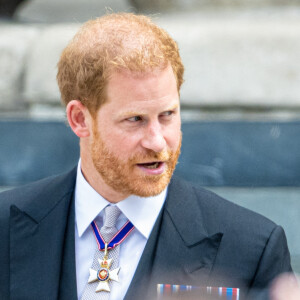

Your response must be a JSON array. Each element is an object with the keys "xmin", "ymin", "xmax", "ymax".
[{"xmin": 0, "ymin": 13, "xmax": 292, "ymax": 300}]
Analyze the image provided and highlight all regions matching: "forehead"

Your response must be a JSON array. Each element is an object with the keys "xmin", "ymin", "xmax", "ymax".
[{"xmin": 105, "ymin": 65, "xmax": 179, "ymax": 109}]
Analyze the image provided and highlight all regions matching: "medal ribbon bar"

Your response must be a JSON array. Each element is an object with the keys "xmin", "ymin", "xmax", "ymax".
[{"xmin": 157, "ymin": 284, "xmax": 240, "ymax": 300}]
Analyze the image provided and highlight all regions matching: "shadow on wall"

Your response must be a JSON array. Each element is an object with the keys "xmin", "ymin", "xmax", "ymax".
[
  {"xmin": 1, "ymin": 120, "xmax": 300, "ymax": 187},
  {"xmin": 0, "ymin": 0, "xmax": 28, "ymax": 18}
]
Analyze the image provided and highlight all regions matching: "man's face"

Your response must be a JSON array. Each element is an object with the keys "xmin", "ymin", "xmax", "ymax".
[{"xmin": 90, "ymin": 65, "xmax": 181, "ymax": 198}]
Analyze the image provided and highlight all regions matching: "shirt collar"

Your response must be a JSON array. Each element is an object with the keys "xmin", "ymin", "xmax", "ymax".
[
  {"xmin": 117, "ymin": 189, "xmax": 167, "ymax": 239},
  {"xmin": 75, "ymin": 161, "xmax": 109, "ymax": 237},
  {"xmin": 75, "ymin": 160, "xmax": 167, "ymax": 239}
]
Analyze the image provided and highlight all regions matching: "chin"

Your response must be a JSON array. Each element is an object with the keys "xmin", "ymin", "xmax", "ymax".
[{"xmin": 129, "ymin": 175, "xmax": 171, "ymax": 198}]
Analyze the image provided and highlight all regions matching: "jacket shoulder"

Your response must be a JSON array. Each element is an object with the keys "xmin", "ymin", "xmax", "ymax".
[
  {"xmin": 169, "ymin": 176, "xmax": 291, "ymax": 297},
  {"xmin": 0, "ymin": 167, "xmax": 77, "ymax": 220},
  {"xmin": 170, "ymin": 176, "xmax": 277, "ymax": 235}
]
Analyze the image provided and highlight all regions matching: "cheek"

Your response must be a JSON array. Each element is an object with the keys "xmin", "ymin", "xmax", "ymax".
[
  {"xmin": 165, "ymin": 123, "xmax": 181, "ymax": 150},
  {"xmin": 105, "ymin": 132, "xmax": 141, "ymax": 155},
  {"xmin": 169, "ymin": 134, "xmax": 181, "ymax": 151}
]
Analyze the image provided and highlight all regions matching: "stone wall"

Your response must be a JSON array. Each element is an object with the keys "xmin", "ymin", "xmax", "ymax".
[
  {"xmin": 130, "ymin": 0, "xmax": 300, "ymax": 12},
  {"xmin": 1, "ymin": 8, "xmax": 300, "ymax": 119},
  {"xmin": 14, "ymin": 0, "xmax": 300, "ymax": 22}
]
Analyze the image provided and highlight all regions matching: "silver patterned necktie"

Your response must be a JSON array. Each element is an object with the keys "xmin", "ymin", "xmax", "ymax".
[{"xmin": 81, "ymin": 205, "xmax": 121, "ymax": 300}]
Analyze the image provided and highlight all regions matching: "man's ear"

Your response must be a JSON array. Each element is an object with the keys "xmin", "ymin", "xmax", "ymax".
[{"xmin": 66, "ymin": 100, "xmax": 91, "ymax": 138}]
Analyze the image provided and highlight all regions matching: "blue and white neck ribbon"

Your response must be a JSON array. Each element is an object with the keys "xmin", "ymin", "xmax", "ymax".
[{"xmin": 91, "ymin": 220, "xmax": 135, "ymax": 251}]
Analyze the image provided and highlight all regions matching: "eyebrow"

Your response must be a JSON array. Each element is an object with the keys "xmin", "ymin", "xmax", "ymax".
[{"xmin": 119, "ymin": 104, "xmax": 180, "ymax": 118}]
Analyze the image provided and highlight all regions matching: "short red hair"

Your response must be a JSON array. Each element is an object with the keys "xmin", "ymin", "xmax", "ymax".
[{"xmin": 57, "ymin": 13, "xmax": 184, "ymax": 115}]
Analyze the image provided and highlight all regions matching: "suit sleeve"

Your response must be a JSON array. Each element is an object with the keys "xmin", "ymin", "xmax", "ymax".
[{"xmin": 247, "ymin": 225, "xmax": 292, "ymax": 300}]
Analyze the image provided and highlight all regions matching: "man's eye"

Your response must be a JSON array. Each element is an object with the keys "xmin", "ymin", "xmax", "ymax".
[
  {"xmin": 161, "ymin": 111, "xmax": 174, "ymax": 117},
  {"xmin": 127, "ymin": 116, "xmax": 142, "ymax": 122}
]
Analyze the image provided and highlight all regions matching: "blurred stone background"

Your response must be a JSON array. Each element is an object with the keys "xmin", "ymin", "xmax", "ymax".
[
  {"xmin": 1, "ymin": 0, "xmax": 300, "ymax": 118},
  {"xmin": 0, "ymin": 0, "xmax": 300, "ymax": 271}
]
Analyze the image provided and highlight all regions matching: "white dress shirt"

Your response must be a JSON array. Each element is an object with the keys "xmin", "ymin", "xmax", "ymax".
[{"xmin": 75, "ymin": 161, "xmax": 167, "ymax": 300}]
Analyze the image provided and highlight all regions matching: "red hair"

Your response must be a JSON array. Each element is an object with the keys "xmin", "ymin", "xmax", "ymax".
[{"xmin": 57, "ymin": 13, "xmax": 184, "ymax": 115}]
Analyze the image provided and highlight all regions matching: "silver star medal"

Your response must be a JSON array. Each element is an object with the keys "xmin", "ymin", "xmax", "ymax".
[{"xmin": 88, "ymin": 244, "xmax": 120, "ymax": 292}]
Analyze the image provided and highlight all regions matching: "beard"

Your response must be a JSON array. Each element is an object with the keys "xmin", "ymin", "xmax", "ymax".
[{"xmin": 91, "ymin": 127, "xmax": 181, "ymax": 198}]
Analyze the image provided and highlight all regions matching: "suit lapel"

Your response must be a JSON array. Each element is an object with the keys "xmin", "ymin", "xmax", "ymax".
[
  {"xmin": 58, "ymin": 192, "xmax": 78, "ymax": 299},
  {"xmin": 9, "ymin": 169, "xmax": 77, "ymax": 300},
  {"xmin": 125, "ymin": 177, "xmax": 223, "ymax": 300}
]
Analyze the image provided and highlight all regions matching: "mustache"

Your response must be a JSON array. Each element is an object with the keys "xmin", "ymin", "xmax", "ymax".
[{"xmin": 128, "ymin": 150, "xmax": 172, "ymax": 164}]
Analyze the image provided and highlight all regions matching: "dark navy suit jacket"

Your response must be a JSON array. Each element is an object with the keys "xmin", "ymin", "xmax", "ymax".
[{"xmin": 0, "ymin": 168, "xmax": 292, "ymax": 300}]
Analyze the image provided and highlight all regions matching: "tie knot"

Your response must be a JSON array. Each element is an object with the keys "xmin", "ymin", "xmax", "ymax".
[{"xmin": 103, "ymin": 205, "xmax": 121, "ymax": 229}]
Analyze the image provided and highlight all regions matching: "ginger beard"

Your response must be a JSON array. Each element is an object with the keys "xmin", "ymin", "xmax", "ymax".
[{"xmin": 91, "ymin": 126, "xmax": 181, "ymax": 198}]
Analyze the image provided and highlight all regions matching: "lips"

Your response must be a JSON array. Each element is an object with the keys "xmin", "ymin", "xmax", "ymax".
[
  {"xmin": 136, "ymin": 161, "xmax": 166, "ymax": 175},
  {"xmin": 138, "ymin": 162, "xmax": 162, "ymax": 169}
]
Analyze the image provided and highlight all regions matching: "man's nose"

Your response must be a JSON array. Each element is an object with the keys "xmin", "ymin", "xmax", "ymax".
[{"xmin": 141, "ymin": 122, "xmax": 166, "ymax": 153}]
